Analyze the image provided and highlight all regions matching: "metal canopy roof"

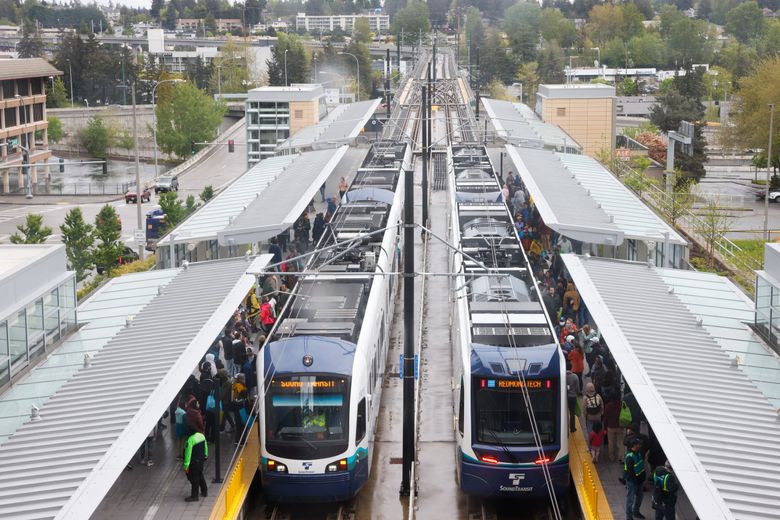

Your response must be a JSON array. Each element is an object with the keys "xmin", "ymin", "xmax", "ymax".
[
  {"xmin": 505, "ymin": 145, "xmax": 624, "ymax": 246},
  {"xmin": 507, "ymin": 145, "xmax": 687, "ymax": 246},
  {"xmin": 563, "ymin": 255, "xmax": 780, "ymax": 520},
  {"xmin": 0, "ymin": 256, "xmax": 269, "ymax": 520},
  {"xmin": 0, "ymin": 269, "xmax": 178, "ymax": 447},
  {"xmin": 163, "ymin": 154, "xmax": 297, "ymax": 246},
  {"xmin": 218, "ymin": 146, "xmax": 348, "ymax": 246},
  {"xmin": 277, "ymin": 99, "xmax": 380, "ymax": 152},
  {"xmin": 483, "ymin": 98, "xmax": 581, "ymax": 152}
]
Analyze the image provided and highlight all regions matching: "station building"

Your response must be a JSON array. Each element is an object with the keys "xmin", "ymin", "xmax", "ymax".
[
  {"xmin": 245, "ymin": 84, "xmax": 327, "ymax": 166},
  {"xmin": 0, "ymin": 244, "xmax": 76, "ymax": 389}
]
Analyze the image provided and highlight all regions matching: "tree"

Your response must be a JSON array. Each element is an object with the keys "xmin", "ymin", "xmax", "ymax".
[
  {"xmin": 537, "ymin": 44, "xmax": 565, "ymax": 83},
  {"xmin": 83, "ymin": 116, "xmax": 110, "ymax": 158},
  {"xmin": 694, "ymin": 196, "xmax": 733, "ymax": 268},
  {"xmin": 516, "ymin": 61, "xmax": 539, "ymax": 105},
  {"xmin": 163, "ymin": 6, "xmax": 178, "ymax": 31},
  {"xmin": 186, "ymin": 56, "xmax": 214, "ymax": 91},
  {"xmin": 666, "ymin": 17, "xmax": 714, "ymax": 65},
  {"xmin": 200, "ymin": 185, "xmax": 214, "ymax": 203},
  {"xmin": 628, "ymin": 33, "xmax": 665, "ymax": 68},
  {"xmin": 185, "ymin": 194, "xmax": 198, "ymax": 214},
  {"xmin": 480, "ymin": 29, "xmax": 516, "ymax": 84},
  {"xmin": 464, "ymin": 6, "xmax": 485, "ymax": 50},
  {"xmin": 540, "ymin": 8, "xmax": 577, "ymax": 48},
  {"xmin": 724, "ymin": 57, "xmax": 780, "ymax": 165},
  {"xmin": 47, "ymin": 116, "xmax": 64, "ymax": 143},
  {"xmin": 504, "ymin": 0, "xmax": 542, "ymax": 62},
  {"xmin": 266, "ymin": 33, "xmax": 310, "ymax": 86},
  {"xmin": 353, "ymin": 17, "xmax": 372, "ymax": 44},
  {"xmin": 150, "ymin": 0, "xmax": 164, "ymax": 21},
  {"xmin": 661, "ymin": 176, "xmax": 694, "ymax": 225},
  {"xmin": 17, "ymin": 26, "xmax": 44, "ymax": 58},
  {"xmin": 46, "ymin": 77, "xmax": 68, "ymax": 108},
  {"xmin": 159, "ymin": 192, "xmax": 186, "ymax": 230},
  {"xmin": 10, "ymin": 214, "xmax": 52, "ymax": 244},
  {"xmin": 210, "ymin": 37, "xmax": 254, "ymax": 94},
  {"xmin": 93, "ymin": 204, "xmax": 124, "ymax": 276},
  {"xmin": 156, "ymin": 82, "xmax": 226, "ymax": 159},
  {"xmin": 725, "ymin": 1, "xmax": 765, "ymax": 43},
  {"xmin": 60, "ymin": 208, "xmax": 95, "ymax": 281},
  {"xmin": 391, "ymin": 1, "xmax": 430, "ymax": 46}
]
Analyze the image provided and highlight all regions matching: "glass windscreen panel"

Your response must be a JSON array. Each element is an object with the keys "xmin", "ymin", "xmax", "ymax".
[
  {"xmin": 266, "ymin": 375, "xmax": 349, "ymax": 459},
  {"xmin": 473, "ymin": 377, "xmax": 557, "ymax": 446}
]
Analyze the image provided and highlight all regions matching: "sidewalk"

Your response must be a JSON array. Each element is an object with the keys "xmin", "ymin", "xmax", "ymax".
[{"xmin": 0, "ymin": 194, "xmax": 121, "ymax": 205}]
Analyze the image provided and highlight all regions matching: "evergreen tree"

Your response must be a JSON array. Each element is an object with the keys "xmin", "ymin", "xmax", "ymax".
[
  {"xmin": 10, "ymin": 214, "xmax": 52, "ymax": 244},
  {"xmin": 60, "ymin": 207, "xmax": 95, "ymax": 281},
  {"xmin": 17, "ymin": 25, "xmax": 44, "ymax": 58},
  {"xmin": 45, "ymin": 77, "xmax": 68, "ymax": 108},
  {"xmin": 159, "ymin": 192, "xmax": 186, "ymax": 230},
  {"xmin": 93, "ymin": 205, "xmax": 124, "ymax": 275},
  {"xmin": 266, "ymin": 33, "xmax": 310, "ymax": 86}
]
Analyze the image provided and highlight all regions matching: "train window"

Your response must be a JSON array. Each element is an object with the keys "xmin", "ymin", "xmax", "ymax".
[
  {"xmin": 458, "ymin": 380, "xmax": 464, "ymax": 436},
  {"xmin": 356, "ymin": 398, "xmax": 367, "ymax": 442}
]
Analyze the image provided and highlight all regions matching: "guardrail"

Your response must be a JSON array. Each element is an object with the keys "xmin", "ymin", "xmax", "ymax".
[
  {"xmin": 160, "ymin": 117, "xmax": 246, "ymax": 181},
  {"xmin": 6, "ymin": 181, "xmax": 133, "ymax": 196},
  {"xmin": 610, "ymin": 160, "xmax": 760, "ymax": 291}
]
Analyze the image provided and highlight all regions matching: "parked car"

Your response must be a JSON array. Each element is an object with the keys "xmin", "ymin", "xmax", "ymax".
[
  {"xmin": 126, "ymin": 185, "xmax": 151, "ymax": 203},
  {"xmin": 96, "ymin": 246, "xmax": 139, "ymax": 274},
  {"xmin": 755, "ymin": 188, "xmax": 780, "ymax": 201},
  {"xmin": 155, "ymin": 175, "xmax": 179, "ymax": 193}
]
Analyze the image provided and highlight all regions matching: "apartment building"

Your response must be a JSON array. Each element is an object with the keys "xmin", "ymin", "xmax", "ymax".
[
  {"xmin": 295, "ymin": 13, "xmax": 390, "ymax": 33},
  {"xmin": 0, "ymin": 58, "xmax": 62, "ymax": 193},
  {"xmin": 245, "ymin": 84, "xmax": 327, "ymax": 166}
]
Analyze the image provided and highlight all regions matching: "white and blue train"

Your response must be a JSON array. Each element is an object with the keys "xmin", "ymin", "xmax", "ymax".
[
  {"xmin": 448, "ymin": 146, "xmax": 569, "ymax": 501},
  {"xmin": 258, "ymin": 141, "xmax": 412, "ymax": 503}
]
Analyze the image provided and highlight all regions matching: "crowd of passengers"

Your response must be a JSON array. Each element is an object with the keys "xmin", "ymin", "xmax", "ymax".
[{"xmin": 503, "ymin": 172, "xmax": 680, "ymax": 520}]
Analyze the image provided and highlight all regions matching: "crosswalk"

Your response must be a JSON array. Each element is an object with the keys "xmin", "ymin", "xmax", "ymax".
[{"xmin": 0, "ymin": 205, "xmax": 62, "ymax": 225}]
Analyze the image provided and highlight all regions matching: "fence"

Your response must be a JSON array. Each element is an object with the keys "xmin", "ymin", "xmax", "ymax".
[
  {"xmin": 4, "ymin": 181, "xmax": 133, "ymax": 196},
  {"xmin": 610, "ymin": 160, "xmax": 760, "ymax": 291}
]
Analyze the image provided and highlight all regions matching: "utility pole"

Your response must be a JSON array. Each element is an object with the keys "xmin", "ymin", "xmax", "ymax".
[
  {"xmin": 386, "ymin": 49, "xmax": 391, "ymax": 119},
  {"xmin": 132, "ymin": 83, "xmax": 144, "ymax": 260},
  {"xmin": 432, "ymin": 28, "xmax": 437, "ymax": 83},
  {"xmin": 475, "ymin": 47, "xmax": 480, "ymax": 121},
  {"xmin": 765, "ymin": 103, "xmax": 775, "ymax": 242}
]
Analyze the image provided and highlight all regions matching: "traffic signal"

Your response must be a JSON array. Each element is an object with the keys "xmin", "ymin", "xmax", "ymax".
[
  {"xmin": 191, "ymin": 140, "xmax": 196, "ymax": 155},
  {"xmin": 59, "ymin": 158, "xmax": 65, "ymax": 173},
  {"xmin": 228, "ymin": 139, "xmax": 234, "ymax": 153}
]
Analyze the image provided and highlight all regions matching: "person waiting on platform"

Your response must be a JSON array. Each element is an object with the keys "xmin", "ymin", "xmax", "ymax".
[
  {"xmin": 624, "ymin": 438, "xmax": 647, "ymax": 520},
  {"xmin": 182, "ymin": 430, "xmax": 208, "ymax": 502},
  {"xmin": 652, "ymin": 461, "xmax": 679, "ymax": 520}
]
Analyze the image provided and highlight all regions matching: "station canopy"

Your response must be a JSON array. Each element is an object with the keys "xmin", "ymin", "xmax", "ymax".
[
  {"xmin": 506, "ymin": 145, "xmax": 686, "ymax": 247},
  {"xmin": 164, "ymin": 146, "xmax": 347, "ymax": 247},
  {"xmin": 217, "ymin": 146, "xmax": 348, "ymax": 246},
  {"xmin": 0, "ymin": 256, "xmax": 270, "ymax": 520},
  {"xmin": 482, "ymin": 98, "xmax": 581, "ymax": 153},
  {"xmin": 563, "ymin": 254, "xmax": 780, "ymax": 520},
  {"xmin": 277, "ymin": 99, "xmax": 381, "ymax": 152}
]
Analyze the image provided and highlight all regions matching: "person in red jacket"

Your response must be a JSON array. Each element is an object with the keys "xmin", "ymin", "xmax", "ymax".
[{"xmin": 260, "ymin": 295, "xmax": 276, "ymax": 333}]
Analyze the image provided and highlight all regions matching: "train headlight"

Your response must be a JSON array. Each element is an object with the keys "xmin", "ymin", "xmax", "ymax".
[
  {"xmin": 266, "ymin": 459, "xmax": 287, "ymax": 473},
  {"xmin": 326, "ymin": 458, "xmax": 349, "ymax": 472}
]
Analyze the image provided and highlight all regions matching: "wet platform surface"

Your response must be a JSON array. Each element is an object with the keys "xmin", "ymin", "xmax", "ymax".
[{"xmin": 91, "ymin": 423, "xmax": 235, "ymax": 520}]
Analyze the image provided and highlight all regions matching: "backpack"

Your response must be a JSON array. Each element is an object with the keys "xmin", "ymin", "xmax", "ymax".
[
  {"xmin": 585, "ymin": 395, "xmax": 602, "ymax": 417},
  {"xmin": 619, "ymin": 401, "xmax": 633, "ymax": 427},
  {"xmin": 653, "ymin": 467, "xmax": 678, "ymax": 505},
  {"xmin": 206, "ymin": 389, "xmax": 217, "ymax": 411}
]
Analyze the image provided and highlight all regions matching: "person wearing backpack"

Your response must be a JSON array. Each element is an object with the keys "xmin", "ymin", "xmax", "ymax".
[
  {"xmin": 197, "ymin": 363, "xmax": 218, "ymax": 442},
  {"xmin": 652, "ymin": 461, "xmax": 678, "ymax": 520},
  {"xmin": 583, "ymin": 382, "xmax": 603, "ymax": 438},
  {"xmin": 624, "ymin": 438, "xmax": 647, "ymax": 520}
]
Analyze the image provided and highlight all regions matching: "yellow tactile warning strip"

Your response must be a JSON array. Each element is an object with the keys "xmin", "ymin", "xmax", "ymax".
[{"xmin": 569, "ymin": 417, "xmax": 614, "ymax": 520}]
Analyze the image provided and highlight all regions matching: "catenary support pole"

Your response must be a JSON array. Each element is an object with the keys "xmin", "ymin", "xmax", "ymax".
[
  {"xmin": 475, "ymin": 48, "xmax": 480, "ymax": 121},
  {"xmin": 766, "ymin": 103, "xmax": 775, "ymax": 242},
  {"xmin": 422, "ymin": 74, "xmax": 429, "ymax": 232},
  {"xmin": 400, "ymin": 165, "xmax": 415, "ymax": 495}
]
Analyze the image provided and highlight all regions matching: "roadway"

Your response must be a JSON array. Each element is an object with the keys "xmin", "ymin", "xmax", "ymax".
[{"xmin": 0, "ymin": 121, "xmax": 246, "ymax": 250}]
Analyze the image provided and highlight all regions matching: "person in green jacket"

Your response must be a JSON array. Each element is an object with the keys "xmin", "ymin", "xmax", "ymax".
[{"xmin": 183, "ymin": 431, "xmax": 208, "ymax": 502}]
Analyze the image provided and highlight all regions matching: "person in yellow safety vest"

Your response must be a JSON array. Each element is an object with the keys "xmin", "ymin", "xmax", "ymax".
[
  {"xmin": 624, "ymin": 438, "xmax": 647, "ymax": 520},
  {"xmin": 303, "ymin": 408, "xmax": 326, "ymax": 429},
  {"xmin": 183, "ymin": 431, "xmax": 209, "ymax": 502},
  {"xmin": 652, "ymin": 461, "xmax": 679, "ymax": 520}
]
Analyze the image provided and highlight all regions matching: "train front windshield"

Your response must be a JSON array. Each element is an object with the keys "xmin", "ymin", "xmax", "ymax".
[
  {"xmin": 266, "ymin": 375, "xmax": 350, "ymax": 458},
  {"xmin": 473, "ymin": 377, "xmax": 557, "ymax": 446}
]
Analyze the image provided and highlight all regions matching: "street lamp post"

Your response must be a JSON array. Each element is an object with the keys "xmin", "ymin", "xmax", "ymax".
[
  {"xmin": 152, "ymin": 79, "xmax": 185, "ymax": 179},
  {"xmin": 284, "ymin": 49, "xmax": 289, "ymax": 86},
  {"xmin": 338, "ymin": 51, "xmax": 359, "ymax": 102},
  {"xmin": 14, "ymin": 95, "xmax": 32, "ymax": 199},
  {"xmin": 765, "ymin": 103, "xmax": 775, "ymax": 242},
  {"xmin": 131, "ymin": 82, "xmax": 144, "ymax": 260},
  {"xmin": 67, "ymin": 58, "xmax": 74, "ymax": 108}
]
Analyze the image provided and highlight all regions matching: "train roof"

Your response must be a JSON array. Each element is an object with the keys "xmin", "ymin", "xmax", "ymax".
[
  {"xmin": 264, "ymin": 336, "xmax": 357, "ymax": 377},
  {"xmin": 470, "ymin": 343, "xmax": 559, "ymax": 378},
  {"xmin": 269, "ymin": 141, "xmax": 407, "ymax": 345},
  {"xmin": 451, "ymin": 144, "xmax": 556, "ymax": 349}
]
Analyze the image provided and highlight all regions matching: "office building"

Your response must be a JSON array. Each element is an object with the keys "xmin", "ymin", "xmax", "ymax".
[{"xmin": 0, "ymin": 58, "xmax": 62, "ymax": 193}]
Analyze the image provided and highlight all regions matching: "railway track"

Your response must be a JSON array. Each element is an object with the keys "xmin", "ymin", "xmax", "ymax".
[
  {"xmin": 268, "ymin": 501, "xmax": 355, "ymax": 520},
  {"xmin": 468, "ymin": 498, "xmax": 559, "ymax": 520}
]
